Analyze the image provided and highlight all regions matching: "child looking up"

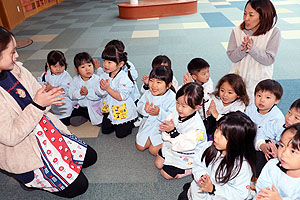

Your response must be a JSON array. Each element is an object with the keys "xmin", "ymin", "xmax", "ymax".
[
  {"xmin": 37, "ymin": 50, "xmax": 73, "ymax": 125},
  {"xmin": 206, "ymin": 73, "xmax": 249, "ymax": 135},
  {"xmin": 179, "ymin": 111, "xmax": 256, "ymax": 200},
  {"xmin": 256, "ymin": 123, "xmax": 300, "ymax": 200},
  {"xmin": 136, "ymin": 65, "xmax": 176, "ymax": 155},
  {"xmin": 141, "ymin": 55, "xmax": 178, "ymax": 93},
  {"xmin": 245, "ymin": 79, "xmax": 284, "ymax": 177},
  {"xmin": 69, "ymin": 52, "xmax": 103, "ymax": 126},
  {"xmin": 155, "ymin": 82, "xmax": 207, "ymax": 180},
  {"xmin": 184, "ymin": 58, "xmax": 213, "ymax": 120},
  {"xmin": 98, "ymin": 45, "xmax": 138, "ymax": 138}
]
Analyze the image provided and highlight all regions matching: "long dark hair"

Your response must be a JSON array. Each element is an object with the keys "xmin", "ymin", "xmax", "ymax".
[
  {"xmin": 240, "ymin": 0, "xmax": 277, "ymax": 36},
  {"xmin": 201, "ymin": 111, "xmax": 256, "ymax": 184},
  {"xmin": 42, "ymin": 50, "xmax": 67, "ymax": 81},
  {"xmin": 102, "ymin": 45, "xmax": 134, "ymax": 83},
  {"xmin": 149, "ymin": 65, "xmax": 175, "ymax": 93}
]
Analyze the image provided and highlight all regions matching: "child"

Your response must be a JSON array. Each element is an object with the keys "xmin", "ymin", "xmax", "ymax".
[
  {"xmin": 183, "ymin": 58, "xmax": 213, "ymax": 120},
  {"xmin": 245, "ymin": 79, "xmax": 284, "ymax": 177},
  {"xmin": 256, "ymin": 123, "xmax": 300, "ymax": 200},
  {"xmin": 206, "ymin": 73, "xmax": 249, "ymax": 135},
  {"xmin": 136, "ymin": 65, "xmax": 176, "ymax": 155},
  {"xmin": 179, "ymin": 111, "xmax": 256, "ymax": 200},
  {"xmin": 98, "ymin": 45, "xmax": 138, "ymax": 138},
  {"xmin": 155, "ymin": 82, "xmax": 207, "ymax": 180},
  {"xmin": 227, "ymin": 0, "xmax": 280, "ymax": 101},
  {"xmin": 37, "ymin": 50, "xmax": 73, "ymax": 125},
  {"xmin": 96, "ymin": 39, "xmax": 140, "ymax": 104},
  {"xmin": 141, "ymin": 55, "xmax": 178, "ymax": 93},
  {"xmin": 68, "ymin": 52, "xmax": 103, "ymax": 126}
]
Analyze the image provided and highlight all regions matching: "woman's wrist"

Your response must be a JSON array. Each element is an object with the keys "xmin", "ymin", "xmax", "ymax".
[{"xmin": 32, "ymin": 101, "xmax": 46, "ymax": 110}]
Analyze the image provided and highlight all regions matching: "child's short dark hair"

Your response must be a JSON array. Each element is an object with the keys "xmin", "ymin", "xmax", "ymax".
[
  {"xmin": 281, "ymin": 123, "xmax": 300, "ymax": 151},
  {"xmin": 74, "ymin": 52, "xmax": 94, "ymax": 69},
  {"xmin": 105, "ymin": 39, "xmax": 125, "ymax": 52},
  {"xmin": 176, "ymin": 82, "xmax": 204, "ymax": 109},
  {"xmin": 152, "ymin": 55, "xmax": 171, "ymax": 69},
  {"xmin": 149, "ymin": 65, "xmax": 174, "ymax": 92},
  {"xmin": 254, "ymin": 79, "xmax": 283, "ymax": 100},
  {"xmin": 187, "ymin": 58, "xmax": 209, "ymax": 75},
  {"xmin": 290, "ymin": 98, "xmax": 300, "ymax": 111}
]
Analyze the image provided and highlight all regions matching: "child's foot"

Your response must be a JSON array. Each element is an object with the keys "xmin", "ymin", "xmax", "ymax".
[
  {"xmin": 176, "ymin": 168, "xmax": 192, "ymax": 179},
  {"xmin": 70, "ymin": 116, "xmax": 88, "ymax": 126}
]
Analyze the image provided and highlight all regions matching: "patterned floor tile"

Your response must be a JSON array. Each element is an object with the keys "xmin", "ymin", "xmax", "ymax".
[
  {"xmin": 132, "ymin": 30, "xmax": 159, "ymax": 38},
  {"xmin": 158, "ymin": 23, "xmax": 184, "ymax": 30},
  {"xmin": 201, "ymin": 12, "xmax": 234, "ymax": 27},
  {"xmin": 30, "ymin": 34, "xmax": 58, "ymax": 42},
  {"xmin": 183, "ymin": 22, "xmax": 210, "ymax": 29},
  {"xmin": 281, "ymin": 30, "xmax": 300, "ymax": 39},
  {"xmin": 281, "ymin": 17, "xmax": 300, "ymax": 24}
]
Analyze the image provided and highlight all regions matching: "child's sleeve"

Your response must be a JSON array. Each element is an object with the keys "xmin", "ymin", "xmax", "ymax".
[
  {"xmin": 192, "ymin": 144, "xmax": 211, "ymax": 182},
  {"xmin": 58, "ymin": 72, "xmax": 72, "ymax": 95},
  {"xmin": 137, "ymin": 92, "xmax": 149, "ymax": 116},
  {"xmin": 126, "ymin": 61, "xmax": 138, "ymax": 81},
  {"xmin": 68, "ymin": 78, "xmax": 84, "ymax": 100},
  {"xmin": 86, "ymin": 75, "xmax": 102, "ymax": 101},
  {"xmin": 256, "ymin": 160, "xmax": 276, "ymax": 196},
  {"xmin": 116, "ymin": 77, "xmax": 134, "ymax": 101},
  {"xmin": 213, "ymin": 160, "xmax": 252, "ymax": 199},
  {"xmin": 157, "ymin": 93, "xmax": 176, "ymax": 122}
]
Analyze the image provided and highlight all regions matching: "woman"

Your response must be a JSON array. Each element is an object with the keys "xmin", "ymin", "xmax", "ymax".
[
  {"xmin": 227, "ymin": 0, "xmax": 280, "ymax": 101},
  {"xmin": 0, "ymin": 26, "xmax": 97, "ymax": 198}
]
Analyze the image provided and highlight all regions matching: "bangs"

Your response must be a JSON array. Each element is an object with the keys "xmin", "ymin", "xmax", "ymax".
[
  {"xmin": 291, "ymin": 129, "xmax": 300, "ymax": 151},
  {"xmin": 149, "ymin": 65, "xmax": 172, "ymax": 84},
  {"xmin": 102, "ymin": 46, "xmax": 118, "ymax": 63}
]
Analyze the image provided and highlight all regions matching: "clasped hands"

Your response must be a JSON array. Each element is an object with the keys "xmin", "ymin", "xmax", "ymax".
[
  {"xmin": 100, "ymin": 79, "xmax": 110, "ymax": 91},
  {"xmin": 197, "ymin": 174, "xmax": 214, "ymax": 193},
  {"xmin": 260, "ymin": 141, "xmax": 278, "ymax": 161},
  {"xmin": 144, "ymin": 101, "xmax": 159, "ymax": 116},
  {"xmin": 241, "ymin": 35, "xmax": 253, "ymax": 52}
]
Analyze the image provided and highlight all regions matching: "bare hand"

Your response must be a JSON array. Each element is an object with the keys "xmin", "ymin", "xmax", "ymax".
[
  {"xmin": 159, "ymin": 119, "xmax": 175, "ymax": 132},
  {"xmin": 197, "ymin": 174, "xmax": 214, "ymax": 193},
  {"xmin": 93, "ymin": 58, "xmax": 101, "ymax": 69},
  {"xmin": 257, "ymin": 185, "xmax": 282, "ymax": 200},
  {"xmin": 80, "ymin": 86, "xmax": 88, "ymax": 96},
  {"xmin": 241, "ymin": 35, "xmax": 250, "ymax": 51},
  {"xmin": 100, "ymin": 79, "xmax": 110, "ymax": 91},
  {"xmin": 44, "ymin": 82, "xmax": 54, "ymax": 92},
  {"xmin": 144, "ymin": 102, "xmax": 159, "ymax": 116},
  {"xmin": 183, "ymin": 72, "xmax": 193, "ymax": 84},
  {"xmin": 142, "ymin": 75, "xmax": 149, "ymax": 85},
  {"xmin": 207, "ymin": 100, "xmax": 218, "ymax": 119},
  {"xmin": 34, "ymin": 85, "xmax": 65, "ymax": 107},
  {"xmin": 260, "ymin": 143, "xmax": 271, "ymax": 161},
  {"xmin": 268, "ymin": 141, "xmax": 278, "ymax": 158}
]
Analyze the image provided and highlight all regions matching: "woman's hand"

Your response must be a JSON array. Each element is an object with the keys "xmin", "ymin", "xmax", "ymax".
[
  {"xmin": 241, "ymin": 35, "xmax": 250, "ymax": 51},
  {"xmin": 34, "ymin": 85, "xmax": 65, "ymax": 107},
  {"xmin": 159, "ymin": 119, "xmax": 175, "ymax": 132},
  {"xmin": 197, "ymin": 174, "xmax": 214, "ymax": 193}
]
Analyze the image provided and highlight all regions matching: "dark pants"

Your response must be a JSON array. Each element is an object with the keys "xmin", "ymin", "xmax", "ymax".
[
  {"xmin": 178, "ymin": 182, "xmax": 191, "ymax": 200},
  {"xmin": 101, "ymin": 113, "xmax": 134, "ymax": 138},
  {"xmin": 70, "ymin": 106, "xmax": 91, "ymax": 121},
  {"xmin": 15, "ymin": 145, "xmax": 97, "ymax": 198},
  {"xmin": 256, "ymin": 150, "xmax": 268, "ymax": 178}
]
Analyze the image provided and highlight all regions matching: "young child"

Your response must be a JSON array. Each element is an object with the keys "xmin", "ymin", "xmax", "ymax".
[
  {"xmin": 98, "ymin": 45, "xmax": 138, "ymax": 138},
  {"xmin": 245, "ymin": 79, "xmax": 284, "ymax": 177},
  {"xmin": 256, "ymin": 123, "xmax": 300, "ymax": 200},
  {"xmin": 96, "ymin": 39, "xmax": 140, "ymax": 104},
  {"xmin": 178, "ymin": 111, "xmax": 256, "ymax": 200},
  {"xmin": 37, "ymin": 50, "xmax": 73, "ymax": 125},
  {"xmin": 141, "ymin": 55, "xmax": 178, "ymax": 93},
  {"xmin": 183, "ymin": 58, "xmax": 214, "ymax": 120},
  {"xmin": 227, "ymin": 0, "xmax": 280, "ymax": 101},
  {"xmin": 136, "ymin": 65, "xmax": 176, "ymax": 155},
  {"xmin": 206, "ymin": 73, "xmax": 249, "ymax": 135},
  {"xmin": 68, "ymin": 52, "xmax": 103, "ymax": 126},
  {"xmin": 155, "ymin": 82, "xmax": 207, "ymax": 180}
]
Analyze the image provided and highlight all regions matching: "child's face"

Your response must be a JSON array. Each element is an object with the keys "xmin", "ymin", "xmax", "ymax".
[
  {"xmin": 149, "ymin": 78, "xmax": 170, "ymax": 96},
  {"xmin": 243, "ymin": 3, "xmax": 260, "ymax": 32},
  {"xmin": 0, "ymin": 37, "xmax": 18, "ymax": 72},
  {"xmin": 285, "ymin": 107, "xmax": 300, "ymax": 127},
  {"xmin": 255, "ymin": 90, "xmax": 280, "ymax": 115},
  {"xmin": 219, "ymin": 81, "xmax": 239, "ymax": 106},
  {"xmin": 192, "ymin": 67, "xmax": 210, "ymax": 84},
  {"xmin": 278, "ymin": 129, "xmax": 300, "ymax": 176},
  {"xmin": 213, "ymin": 128, "xmax": 227, "ymax": 155},
  {"xmin": 49, "ymin": 62, "xmax": 65, "ymax": 75},
  {"xmin": 75, "ymin": 62, "xmax": 94, "ymax": 81},
  {"xmin": 176, "ymin": 95, "xmax": 199, "ymax": 120},
  {"xmin": 102, "ymin": 59, "xmax": 123, "ymax": 77}
]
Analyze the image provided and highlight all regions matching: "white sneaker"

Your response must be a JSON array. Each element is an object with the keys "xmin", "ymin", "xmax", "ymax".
[{"xmin": 134, "ymin": 117, "xmax": 142, "ymax": 127}]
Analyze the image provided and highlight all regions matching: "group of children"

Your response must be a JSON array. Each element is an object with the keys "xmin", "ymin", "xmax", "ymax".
[{"xmin": 38, "ymin": 37, "xmax": 300, "ymax": 199}]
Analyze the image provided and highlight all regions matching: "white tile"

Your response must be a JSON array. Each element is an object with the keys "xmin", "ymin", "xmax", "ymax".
[
  {"xmin": 281, "ymin": 17, "xmax": 300, "ymax": 24},
  {"xmin": 137, "ymin": 17, "xmax": 159, "ymax": 21},
  {"xmin": 221, "ymin": 42, "xmax": 228, "ymax": 50},
  {"xmin": 198, "ymin": 0, "xmax": 210, "ymax": 3},
  {"xmin": 231, "ymin": 20, "xmax": 243, "ymax": 26},
  {"xmin": 131, "ymin": 30, "xmax": 159, "ymax": 38},
  {"xmin": 276, "ymin": 8, "xmax": 293, "ymax": 14},
  {"xmin": 211, "ymin": 2, "xmax": 230, "ymax": 5},
  {"xmin": 159, "ymin": 23, "xmax": 184, "ymax": 30},
  {"xmin": 281, "ymin": 30, "xmax": 300, "ymax": 39},
  {"xmin": 27, "ymin": 49, "xmax": 68, "ymax": 60},
  {"xmin": 183, "ymin": 22, "xmax": 209, "ymax": 29}
]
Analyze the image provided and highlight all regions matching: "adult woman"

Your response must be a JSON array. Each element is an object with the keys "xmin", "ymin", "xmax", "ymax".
[
  {"xmin": 227, "ymin": 0, "xmax": 280, "ymax": 101},
  {"xmin": 0, "ymin": 26, "xmax": 97, "ymax": 198}
]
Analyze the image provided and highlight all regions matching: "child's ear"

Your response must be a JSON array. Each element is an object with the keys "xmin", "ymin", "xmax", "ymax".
[
  {"xmin": 46, "ymin": 62, "xmax": 50, "ymax": 68},
  {"xmin": 74, "ymin": 67, "xmax": 78, "ymax": 73},
  {"xmin": 167, "ymin": 82, "xmax": 172, "ymax": 89},
  {"xmin": 191, "ymin": 74, "xmax": 197, "ymax": 81},
  {"xmin": 195, "ymin": 105, "xmax": 201, "ymax": 111},
  {"xmin": 118, "ymin": 61, "xmax": 125, "ymax": 68},
  {"xmin": 275, "ymin": 99, "xmax": 281, "ymax": 105}
]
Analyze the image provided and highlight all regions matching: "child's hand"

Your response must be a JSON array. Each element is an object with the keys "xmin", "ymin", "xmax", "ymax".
[
  {"xmin": 144, "ymin": 101, "xmax": 151, "ymax": 113},
  {"xmin": 149, "ymin": 104, "xmax": 159, "ymax": 116},
  {"xmin": 93, "ymin": 59, "xmax": 101, "ymax": 69},
  {"xmin": 142, "ymin": 75, "xmax": 149, "ymax": 85},
  {"xmin": 241, "ymin": 35, "xmax": 250, "ymax": 51},
  {"xmin": 257, "ymin": 185, "xmax": 282, "ymax": 200},
  {"xmin": 246, "ymin": 38, "xmax": 253, "ymax": 52},
  {"xmin": 197, "ymin": 174, "xmax": 214, "ymax": 193},
  {"xmin": 44, "ymin": 82, "xmax": 54, "ymax": 92},
  {"xmin": 268, "ymin": 141, "xmax": 278, "ymax": 158},
  {"xmin": 80, "ymin": 86, "xmax": 88, "ymax": 96},
  {"xmin": 259, "ymin": 143, "xmax": 272, "ymax": 160},
  {"xmin": 100, "ymin": 79, "xmax": 110, "ymax": 91},
  {"xmin": 207, "ymin": 100, "xmax": 218, "ymax": 119},
  {"xmin": 159, "ymin": 119, "xmax": 175, "ymax": 132},
  {"xmin": 183, "ymin": 72, "xmax": 193, "ymax": 84}
]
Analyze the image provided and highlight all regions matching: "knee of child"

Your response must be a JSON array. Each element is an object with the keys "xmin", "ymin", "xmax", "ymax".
[
  {"xmin": 154, "ymin": 157, "xmax": 163, "ymax": 169},
  {"xmin": 149, "ymin": 147, "xmax": 158, "ymax": 156},
  {"xmin": 160, "ymin": 169, "xmax": 173, "ymax": 180},
  {"xmin": 136, "ymin": 143, "xmax": 147, "ymax": 151}
]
